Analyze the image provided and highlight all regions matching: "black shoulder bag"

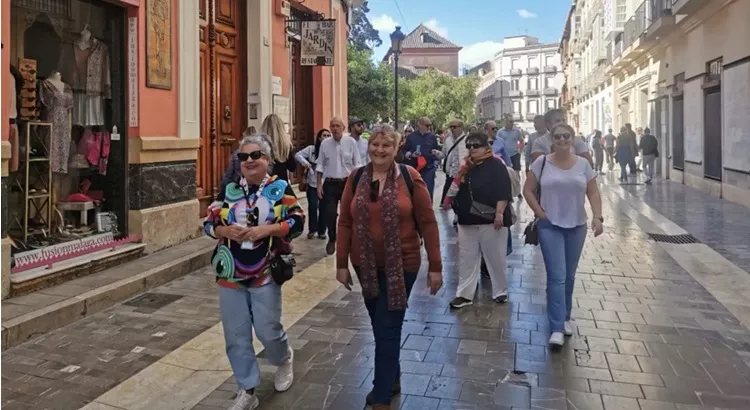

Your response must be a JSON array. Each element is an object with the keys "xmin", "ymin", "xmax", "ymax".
[
  {"xmin": 467, "ymin": 179, "xmax": 497, "ymax": 221},
  {"xmin": 523, "ymin": 156, "xmax": 547, "ymax": 245}
]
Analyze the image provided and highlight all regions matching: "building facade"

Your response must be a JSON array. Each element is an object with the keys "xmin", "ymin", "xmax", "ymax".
[
  {"xmin": 474, "ymin": 36, "xmax": 563, "ymax": 132},
  {"xmin": 0, "ymin": 0, "xmax": 351, "ymax": 298},
  {"xmin": 564, "ymin": 0, "xmax": 750, "ymax": 208},
  {"xmin": 383, "ymin": 24, "xmax": 462, "ymax": 76}
]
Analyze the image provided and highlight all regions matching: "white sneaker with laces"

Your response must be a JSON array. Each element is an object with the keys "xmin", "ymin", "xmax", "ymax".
[
  {"xmin": 227, "ymin": 389, "xmax": 259, "ymax": 410},
  {"xmin": 564, "ymin": 321, "xmax": 574, "ymax": 336},
  {"xmin": 274, "ymin": 346, "xmax": 294, "ymax": 392},
  {"xmin": 549, "ymin": 332, "xmax": 565, "ymax": 347}
]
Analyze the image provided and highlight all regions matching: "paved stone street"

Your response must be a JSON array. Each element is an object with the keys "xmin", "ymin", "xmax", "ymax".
[{"xmin": 4, "ymin": 174, "xmax": 750, "ymax": 410}]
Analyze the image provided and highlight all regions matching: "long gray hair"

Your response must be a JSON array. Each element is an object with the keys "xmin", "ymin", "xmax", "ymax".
[{"xmin": 239, "ymin": 133, "xmax": 275, "ymax": 166}]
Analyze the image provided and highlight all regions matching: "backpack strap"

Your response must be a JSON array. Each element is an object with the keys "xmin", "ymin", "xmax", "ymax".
[
  {"xmin": 398, "ymin": 163, "xmax": 414, "ymax": 196},
  {"xmin": 350, "ymin": 166, "xmax": 366, "ymax": 194}
]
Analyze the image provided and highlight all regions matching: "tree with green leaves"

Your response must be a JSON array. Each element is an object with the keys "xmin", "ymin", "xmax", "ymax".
[
  {"xmin": 347, "ymin": 44, "xmax": 391, "ymax": 123},
  {"xmin": 401, "ymin": 70, "xmax": 480, "ymax": 129},
  {"xmin": 348, "ymin": 1, "xmax": 381, "ymax": 51}
]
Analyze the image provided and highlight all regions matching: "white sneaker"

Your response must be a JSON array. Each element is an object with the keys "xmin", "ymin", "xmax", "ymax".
[
  {"xmin": 549, "ymin": 332, "xmax": 565, "ymax": 347},
  {"xmin": 227, "ymin": 389, "xmax": 259, "ymax": 410},
  {"xmin": 274, "ymin": 346, "xmax": 294, "ymax": 392},
  {"xmin": 564, "ymin": 321, "xmax": 574, "ymax": 336}
]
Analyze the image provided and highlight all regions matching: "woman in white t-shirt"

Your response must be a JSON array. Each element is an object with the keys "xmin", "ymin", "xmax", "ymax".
[{"xmin": 523, "ymin": 123, "xmax": 604, "ymax": 348}]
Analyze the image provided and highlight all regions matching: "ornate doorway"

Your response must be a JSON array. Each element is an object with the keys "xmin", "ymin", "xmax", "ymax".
[{"xmin": 197, "ymin": 0, "xmax": 246, "ymax": 215}]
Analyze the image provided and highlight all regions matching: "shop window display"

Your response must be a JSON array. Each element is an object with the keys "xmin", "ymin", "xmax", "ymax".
[{"xmin": 8, "ymin": 0, "xmax": 127, "ymax": 268}]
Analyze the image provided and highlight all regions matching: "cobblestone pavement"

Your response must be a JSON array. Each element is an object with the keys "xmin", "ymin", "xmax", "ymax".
[
  {"xmin": 191, "ymin": 177, "xmax": 750, "ymax": 410},
  {"xmin": 619, "ymin": 178, "xmax": 750, "ymax": 274},
  {"xmin": 5, "ymin": 177, "xmax": 750, "ymax": 410},
  {"xmin": 0, "ymin": 209, "xmax": 332, "ymax": 410}
]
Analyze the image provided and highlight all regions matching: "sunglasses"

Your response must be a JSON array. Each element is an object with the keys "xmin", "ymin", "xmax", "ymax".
[
  {"xmin": 321, "ymin": 133, "xmax": 331, "ymax": 137},
  {"xmin": 491, "ymin": 127, "xmax": 498, "ymax": 131},
  {"xmin": 552, "ymin": 133, "xmax": 572, "ymax": 140},
  {"xmin": 370, "ymin": 180, "xmax": 380, "ymax": 202},
  {"xmin": 465, "ymin": 143, "xmax": 485, "ymax": 150},
  {"xmin": 449, "ymin": 125, "xmax": 460, "ymax": 129},
  {"xmin": 237, "ymin": 150, "xmax": 264, "ymax": 161}
]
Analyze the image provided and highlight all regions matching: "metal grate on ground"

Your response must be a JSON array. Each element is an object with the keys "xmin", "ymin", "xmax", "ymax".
[{"xmin": 647, "ymin": 233, "xmax": 700, "ymax": 244}]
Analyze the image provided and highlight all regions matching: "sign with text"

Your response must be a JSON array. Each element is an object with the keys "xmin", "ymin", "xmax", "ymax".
[{"xmin": 301, "ymin": 19, "xmax": 335, "ymax": 66}]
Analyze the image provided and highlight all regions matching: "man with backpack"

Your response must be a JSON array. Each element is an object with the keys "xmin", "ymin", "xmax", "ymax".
[{"xmin": 440, "ymin": 119, "xmax": 468, "ymax": 208}]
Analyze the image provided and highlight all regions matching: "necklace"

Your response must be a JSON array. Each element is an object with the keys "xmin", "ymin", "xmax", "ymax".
[{"xmin": 240, "ymin": 175, "xmax": 270, "ymax": 227}]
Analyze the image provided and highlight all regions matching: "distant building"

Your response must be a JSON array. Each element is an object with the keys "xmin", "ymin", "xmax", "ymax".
[
  {"xmin": 383, "ymin": 24, "xmax": 462, "ymax": 77},
  {"xmin": 471, "ymin": 36, "xmax": 563, "ymax": 132}
]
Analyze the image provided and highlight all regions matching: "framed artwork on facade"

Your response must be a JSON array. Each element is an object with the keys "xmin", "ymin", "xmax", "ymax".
[{"xmin": 145, "ymin": 0, "xmax": 172, "ymax": 89}]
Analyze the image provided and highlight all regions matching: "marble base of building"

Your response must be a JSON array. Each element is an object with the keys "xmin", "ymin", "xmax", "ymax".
[
  {"xmin": 129, "ymin": 200, "xmax": 201, "ymax": 254},
  {"xmin": 127, "ymin": 137, "xmax": 201, "ymax": 254}
]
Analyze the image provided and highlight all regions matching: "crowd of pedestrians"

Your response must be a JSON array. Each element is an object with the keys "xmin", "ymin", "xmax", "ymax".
[{"xmin": 202, "ymin": 108, "xmax": 631, "ymax": 409}]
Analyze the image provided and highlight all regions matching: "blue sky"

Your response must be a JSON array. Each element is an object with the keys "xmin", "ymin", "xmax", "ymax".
[{"xmin": 366, "ymin": 0, "xmax": 573, "ymax": 69}]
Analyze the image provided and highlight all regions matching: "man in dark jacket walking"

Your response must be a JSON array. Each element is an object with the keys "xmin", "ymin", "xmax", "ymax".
[
  {"xmin": 402, "ymin": 116, "xmax": 441, "ymax": 198},
  {"xmin": 639, "ymin": 128, "xmax": 659, "ymax": 184}
]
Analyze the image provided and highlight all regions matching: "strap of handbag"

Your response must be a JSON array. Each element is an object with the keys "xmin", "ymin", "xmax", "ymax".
[
  {"xmin": 351, "ymin": 164, "xmax": 420, "ymax": 237},
  {"xmin": 442, "ymin": 135, "xmax": 466, "ymax": 173},
  {"xmin": 536, "ymin": 155, "xmax": 547, "ymax": 204}
]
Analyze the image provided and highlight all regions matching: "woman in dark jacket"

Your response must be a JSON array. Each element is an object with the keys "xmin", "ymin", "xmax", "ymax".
[{"xmin": 442, "ymin": 132, "xmax": 513, "ymax": 309}]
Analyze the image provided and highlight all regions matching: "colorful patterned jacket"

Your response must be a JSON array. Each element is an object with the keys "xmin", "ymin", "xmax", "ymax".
[{"xmin": 203, "ymin": 175, "xmax": 305, "ymax": 288}]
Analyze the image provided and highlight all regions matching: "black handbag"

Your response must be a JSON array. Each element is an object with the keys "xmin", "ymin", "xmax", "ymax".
[
  {"xmin": 468, "ymin": 180, "xmax": 497, "ymax": 222},
  {"xmin": 270, "ymin": 253, "xmax": 296, "ymax": 285},
  {"xmin": 524, "ymin": 156, "xmax": 547, "ymax": 246}
]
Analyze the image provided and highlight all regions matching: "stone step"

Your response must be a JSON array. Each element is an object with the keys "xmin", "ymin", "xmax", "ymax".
[{"xmin": 1, "ymin": 236, "xmax": 216, "ymax": 350}]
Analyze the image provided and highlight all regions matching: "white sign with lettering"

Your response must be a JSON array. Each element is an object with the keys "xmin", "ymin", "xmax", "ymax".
[
  {"xmin": 128, "ymin": 17, "xmax": 138, "ymax": 127},
  {"xmin": 301, "ymin": 20, "xmax": 335, "ymax": 66}
]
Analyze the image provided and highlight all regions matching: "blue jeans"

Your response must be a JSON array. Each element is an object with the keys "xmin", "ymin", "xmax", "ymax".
[
  {"xmin": 537, "ymin": 219, "xmax": 587, "ymax": 333},
  {"xmin": 359, "ymin": 269, "xmax": 417, "ymax": 405},
  {"xmin": 219, "ymin": 283, "xmax": 290, "ymax": 390},
  {"xmin": 421, "ymin": 167, "xmax": 437, "ymax": 200},
  {"xmin": 306, "ymin": 186, "xmax": 326, "ymax": 236}
]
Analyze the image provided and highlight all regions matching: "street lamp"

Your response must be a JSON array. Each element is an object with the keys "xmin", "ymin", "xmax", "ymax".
[{"xmin": 390, "ymin": 26, "xmax": 405, "ymax": 131}]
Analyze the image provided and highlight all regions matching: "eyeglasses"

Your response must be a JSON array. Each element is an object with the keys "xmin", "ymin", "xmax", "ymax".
[
  {"xmin": 370, "ymin": 180, "xmax": 380, "ymax": 202},
  {"xmin": 552, "ymin": 133, "xmax": 572, "ymax": 140},
  {"xmin": 465, "ymin": 143, "xmax": 485, "ymax": 150},
  {"xmin": 491, "ymin": 127, "xmax": 498, "ymax": 131},
  {"xmin": 449, "ymin": 125, "xmax": 460, "ymax": 129},
  {"xmin": 238, "ymin": 150, "xmax": 264, "ymax": 161}
]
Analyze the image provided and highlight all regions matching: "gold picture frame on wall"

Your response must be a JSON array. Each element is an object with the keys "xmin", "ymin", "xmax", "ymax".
[{"xmin": 145, "ymin": 0, "xmax": 172, "ymax": 90}]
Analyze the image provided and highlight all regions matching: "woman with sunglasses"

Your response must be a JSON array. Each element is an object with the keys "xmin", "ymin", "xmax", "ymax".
[
  {"xmin": 523, "ymin": 123, "xmax": 604, "ymax": 347},
  {"xmin": 204, "ymin": 134, "xmax": 305, "ymax": 410},
  {"xmin": 295, "ymin": 129, "xmax": 331, "ymax": 239},
  {"xmin": 336, "ymin": 128, "xmax": 443, "ymax": 410},
  {"xmin": 442, "ymin": 132, "xmax": 514, "ymax": 309}
]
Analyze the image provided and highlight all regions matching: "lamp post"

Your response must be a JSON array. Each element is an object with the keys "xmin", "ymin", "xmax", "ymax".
[{"xmin": 390, "ymin": 26, "xmax": 405, "ymax": 131}]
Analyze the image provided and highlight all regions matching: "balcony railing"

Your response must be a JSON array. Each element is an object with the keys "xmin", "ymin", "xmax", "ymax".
[
  {"xmin": 623, "ymin": 0, "xmax": 652, "ymax": 50},
  {"xmin": 544, "ymin": 87, "xmax": 558, "ymax": 96},
  {"xmin": 613, "ymin": 33, "xmax": 624, "ymax": 60},
  {"xmin": 527, "ymin": 67, "xmax": 539, "ymax": 74},
  {"xmin": 509, "ymin": 90, "xmax": 522, "ymax": 97},
  {"xmin": 510, "ymin": 69, "xmax": 522, "ymax": 76},
  {"xmin": 544, "ymin": 65, "xmax": 557, "ymax": 74},
  {"xmin": 527, "ymin": 89, "xmax": 540, "ymax": 96}
]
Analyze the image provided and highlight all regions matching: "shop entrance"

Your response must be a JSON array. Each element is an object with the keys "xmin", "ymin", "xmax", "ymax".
[
  {"xmin": 290, "ymin": 40, "xmax": 314, "ymax": 183},
  {"xmin": 197, "ymin": 0, "xmax": 247, "ymax": 215},
  {"xmin": 7, "ymin": 0, "xmax": 130, "ymax": 281}
]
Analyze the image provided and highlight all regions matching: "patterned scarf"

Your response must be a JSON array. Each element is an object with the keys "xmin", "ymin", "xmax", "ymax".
[
  {"xmin": 454, "ymin": 149, "xmax": 494, "ymax": 184},
  {"xmin": 353, "ymin": 163, "xmax": 407, "ymax": 310}
]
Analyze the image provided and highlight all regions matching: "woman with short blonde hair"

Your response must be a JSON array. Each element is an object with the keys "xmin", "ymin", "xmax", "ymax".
[{"xmin": 261, "ymin": 114, "xmax": 296, "ymax": 181}]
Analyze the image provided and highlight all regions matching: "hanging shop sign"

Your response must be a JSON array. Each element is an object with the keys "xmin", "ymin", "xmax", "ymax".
[{"xmin": 300, "ymin": 19, "xmax": 336, "ymax": 66}]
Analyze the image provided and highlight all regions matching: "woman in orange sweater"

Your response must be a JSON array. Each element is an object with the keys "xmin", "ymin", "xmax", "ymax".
[{"xmin": 336, "ymin": 126, "xmax": 443, "ymax": 410}]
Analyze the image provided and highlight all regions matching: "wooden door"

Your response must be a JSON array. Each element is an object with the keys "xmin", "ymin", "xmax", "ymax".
[
  {"xmin": 290, "ymin": 41, "xmax": 314, "ymax": 183},
  {"xmin": 197, "ymin": 0, "xmax": 246, "ymax": 216},
  {"xmin": 703, "ymin": 88, "xmax": 722, "ymax": 181}
]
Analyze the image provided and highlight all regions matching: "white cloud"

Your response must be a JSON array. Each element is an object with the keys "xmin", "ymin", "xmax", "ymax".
[
  {"xmin": 372, "ymin": 14, "xmax": 399, "ymax": 33},
  {"xmin": 424, "ymin": 18, "xmax": 448, "ymax": 37},
  {"xmin": 459, "ymin": 41, "xmax": 503, "ymax": 69},
  {"xmin": 517, "ymin": 9, "xmax": 538, "ymax": 19}
]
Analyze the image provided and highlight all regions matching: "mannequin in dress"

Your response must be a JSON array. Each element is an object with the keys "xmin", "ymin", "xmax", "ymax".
[{"xmin": 47, "ymin": 71, "xmax": 66, "ymax": 94}]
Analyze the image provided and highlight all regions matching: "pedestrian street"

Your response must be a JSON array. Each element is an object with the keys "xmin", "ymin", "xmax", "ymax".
[{"xmin": 3, "ymin": 173, "xmax": 750, "ymax": 410}]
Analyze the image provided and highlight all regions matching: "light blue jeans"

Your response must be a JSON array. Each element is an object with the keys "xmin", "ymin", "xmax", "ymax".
[
  {"xmin": 219, "ymin": 283, "xmax": 290, "ymax": 390},
  {"xmin": 537, "ymin": 218, "xmax": 587, "ymax": 333}
]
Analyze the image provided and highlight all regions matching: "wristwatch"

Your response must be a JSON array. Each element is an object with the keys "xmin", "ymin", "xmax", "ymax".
[{"xmin": 594, "ymin": 216, "xmax": 604, "ymax": 223}]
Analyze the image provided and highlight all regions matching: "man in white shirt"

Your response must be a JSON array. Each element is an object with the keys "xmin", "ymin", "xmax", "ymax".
[
  {"xmin": 531, "ymin": 108, "xmax": 594, "ymax": 167},
  {"xmin": 316, "ymin": 116, "xmax": 363, "ymax": 254},
  {"xmin": 348, "ymin": 117, "xmax": 369, "ymax": 164}
]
